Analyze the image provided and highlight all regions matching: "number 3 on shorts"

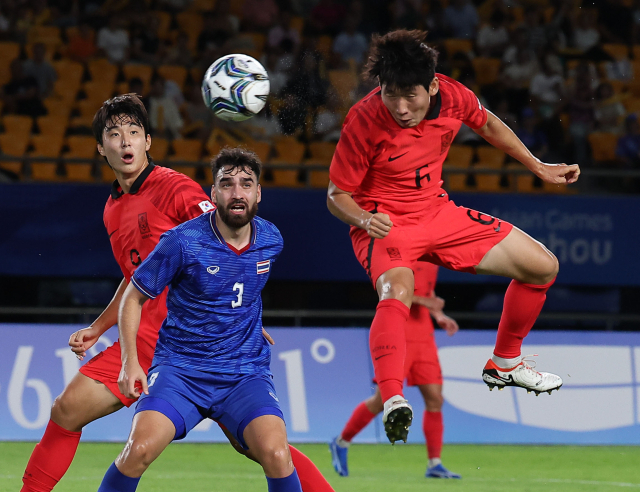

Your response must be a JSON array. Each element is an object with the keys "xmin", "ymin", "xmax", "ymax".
[{"xmin": 232, "ymin": 282, "xmax": 244, "ymax": 308}]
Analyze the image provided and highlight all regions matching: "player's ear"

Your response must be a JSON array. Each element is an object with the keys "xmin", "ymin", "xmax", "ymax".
[
  {"xmin": 256, "ymin": 183, "xmax": 261, "ymax": 203},
  {"xmin": 429, "ymin": 77, "xmax": 439, "ymax": 96},
  {"xmin": 145, "ymin": 134, "xmax": 151, "ymax": 151},
  {"xmin": 97, "ymin": 143, "xmax": 105, "ymax": 156},
  {"xmin": 210, "ymin": 185, "xmax": 217, "ymax": 204}
]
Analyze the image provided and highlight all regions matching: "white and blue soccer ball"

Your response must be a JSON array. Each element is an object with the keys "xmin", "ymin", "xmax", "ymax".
[{"xmin": 202, "ymin": 54, "xmax": 270, "ymax": 122}]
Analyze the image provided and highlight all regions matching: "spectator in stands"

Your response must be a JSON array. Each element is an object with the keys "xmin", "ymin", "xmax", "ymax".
[
  {"xmin": 242, "ymin": 0, "xmax": 279, "ymax": 32},
  {"xmin": 268, "ymin": 10, "xmax": 301, "ymax": 51},
  {"xmin": 530, "ymin": 57, "xmax": 565, "ymax": 120},
  {"xmin": 23, "ymin": 42, "xmax": 56, "ymax": 98},
  {"xmin": 519, "ymin": 7, "xmax": 547, "ymax": 53},
  {"xmin": 515, "ymin": 107, "xmax": 549, "ymax": 161},
  {"xmin": 571, "ymin": 9, "xmax": 600, "ymax": 54},
  {"xmin": 128, "ymin": 77, "xmax": 149, "ymax": 108},
  {"xmin": 180, "ymin": 82, "xmax": 213, "ymax": 141},
  {"xmin": 594, "ymin": 82, "xmax": 626, "ymax": 134},
  {"xmin": 332, "ymin": 16, "xmax": 369, "ymax": 68},
  {"xmin": 0, "ymin": 6, "xmax": 10, "ymax": 39},
  {"xmin": 615, "ymin": 113, "xmax": 640, "ymax": 168},
  {"xmin": 67, "ymin": 23, "xmax": 98, "ymax": 63},
  {"xmin": 391, "ymin": 0, "xmax": 422, "ymax": 30},
  {"xmin": 130, "ymin": 16, "xmax": 162, "ymax": 65},
  {"xmin": 198, "ymin": 4, "xmax": 239, "ymax": 62},
  {"xmin": 313, "ymin": 87, "xmax": 342, "ymax": 141},
  {"xmin": 594, "ymin": 0, "xmax": 633, "ymax": 44},
  {"xmin": 2, "ymin": 58, "xmax": 47, "ymax": 117},
  {"xmin": 164, "ymin": 31, "xmax": 193, "ymax": 67},
  {"xmin": 97, "ymin": 15, "xmax": 130, "ymax": 64},
  {"xmin": 422, "ymin": 0, "xmax": 448, "ymax": 42},
  {"xmin": 443, "ymin": 0, "xmax": 479, "ymax": 40},
  {"xmin": 309, "ymin": 0, "xmax": 347, "ymax": 36},
  {"xmin": 492, "ymin": 97, "xmax": 518, "ymax": 130},
  {"xmin": 567, "ymin": 77, "xmax": 595, "ymax": 166},
  {"xmin": 476, "ymin": 9, "xmax": 509, "ymax": 58},
  {"xmin": 266, "ymin": 38, "xmax": 297, "ymax": 94},
  {"xmin": 501, "ymin": 46, "xmax": 538, "ymax": 117},
  {"xmin": 148, "ymin": 74, "xmax": 183, "ymax": 140},
  {"xmin": 502, "ymin": 27, "xmax": 534, "ymax": 65}
]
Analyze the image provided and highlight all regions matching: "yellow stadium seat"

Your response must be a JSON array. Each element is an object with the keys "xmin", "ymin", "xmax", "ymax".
[
  {"xmin": 602, "ymin": 43, "xmax": 629, "ymax": 61},
  {"xmin": 155, "ymin": 12, "xmax": 173, "ymax": 39},
  {"xmin": 473, "ymin": 166, "xmax": 503, "ymax": 192},
  {"xmin": 272, "ymin": 137, "xmax": 305, "ymax": 164},
  {"xmin": 122, "ymin": 64, "xmax": 153, "ymax": 94},
  {"xmin": 66, "ymin": 136, "xmax": 97, "ymax": 159},
  {"xmin": 189, "ymin": 0, "xmax": 216, "ymax": 10},
  {"xmin": 588, "ymin": 132, "xmax": 618, "ymax": 162},
  {"xmin": 476, "ymin": 146, "xmax": 506, "ymax": 168},
  {"xmin": 65, "ymin": 162, "xmax": 94, "ymax": 182},
  {"xmin": 44, "ymin": 98, "xmax": 72, "ymax": 118},
  {"xmin": 83, "ymin": 80, "xmax": 115, "ymax": 103},
  {"xmin": 101, "ymin": 163, "xmax": 115, "ymax": 182},
  {"xmin": 157, "ymin": 65, "xmax": 188, "ymax": 91},
  {"xmin": 0, "ymin": 41, "xmax": 21, "ymax": 63},
  {"xmin": 0, "ymin": 133, "xmax": 28, "ymax": 177},
  {"xmin": 28, "ymin": 26, "xmax": 61, "ymax": 44},
  {"xmin": 328, "ymin": 70, "xmax": 359, "ymax": 103},
  {"xmin": 30, "ymin": 162, "xmax": 60, "ymax": 181},
  {"xmin": 308, "ymin": 141, "xmax": 337, "ymax": 164},
  {"xmin": 230, "ymin": 0, "xmax": 246, "ymax": 16},
  {"xmin": 506, "ymin": 163, "xmax": 536, "ymax": 192},
  {"xmin": 444, "ymin": 145, "xmax": 473, "ymax": 167},
  {"xmin": 246, "ymin": 140, "xmax": 272, "ymax": 164},
  {"xmin": 169, "ymin": 139, "xmax": 202, "ymax": 179},
  {"xmin": 472, "ymin": 58, "xmax": 502, "ymax": 86},
  {"xmin": 443, "ymin": 38, "xmax": 473, "ymax": 57},
  {"xmin": 3, "ymin": 115, "xmax": 33, "ymax": 138},
  {"xmin": 36, "ymin": 114, "xmax": 69, "ymax": 137},
  {"xmin": 316, "ymin": 35, "xmax": 333, "ymax": 60},
  {"xmin": 30, "ymin": 134, "xmax": 63, "ymax": 181},
  {"xmin": 87, "ymin": 58, "xmax": 119, "ymax": 85},
  {"xmin": 443, "ymin": 163, "xmax": 470, "ymax": 191},
  {"xmin": 150, "ymin": 137, "xmax": 170, "ymax": 162},
  {"xmin": 303, "ymin": 160, "xmax": 330, "ymax": 188},
  {"xmin": 76, "ymin": 98, "xmax": 102, "ymax": 118}
]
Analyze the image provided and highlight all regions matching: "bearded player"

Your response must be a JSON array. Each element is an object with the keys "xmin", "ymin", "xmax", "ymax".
[
  {"xmin": 327, "ymin": 30, "xmax": 579, "ymax": 443},
  {"xmin": 21, "ymin": 94, "xmax": 333, "ymax": 492},
  {"xmin": 330, "ymin": 263, "xmax": 461, "ymax": 479}
]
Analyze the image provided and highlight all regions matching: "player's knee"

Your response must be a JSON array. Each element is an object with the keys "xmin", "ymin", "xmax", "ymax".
[
  {"xmin": 121, "ymin": 439, "xmax": 156, "ymax": 471},
  {"xmin": 533, "ymin": 251, "xmax": 558, "ymax": 285},
  {"xmin": 256, "ymin": 443, "xmax": 291, "ymax": 473},
  {"xmin": 425, "ymin": 393, "xmax": 444, "ymax": 411},
  {"xmin": 50, "ymin": 393, "xmax": 81, "ymax": 431},
  {"xmin": 380, "ymin": 282, "xmax": 413, "ymax": 305}
]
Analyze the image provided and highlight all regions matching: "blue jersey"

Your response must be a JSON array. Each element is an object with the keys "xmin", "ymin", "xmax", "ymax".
[{"xmin": 131, "ymin": 211, "xmax": 283, "ymax": 375}]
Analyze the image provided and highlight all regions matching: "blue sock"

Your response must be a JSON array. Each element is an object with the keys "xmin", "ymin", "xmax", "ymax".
[
  {"xmin": 98, "ymin": 462, "xmax": 141, "ymax": 492},
  {"xmin": 266, "ymin": 469, "xmax": 302, "ymax": 492}
]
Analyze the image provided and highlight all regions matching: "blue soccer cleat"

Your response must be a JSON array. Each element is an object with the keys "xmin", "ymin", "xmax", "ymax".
[
  {"xmin": 329, "ymin": 437, "xmax": 349, "ymax": 476},
  {"xmin": 426, "ymin": 463, "xmax": 462, "ymax": 479}
]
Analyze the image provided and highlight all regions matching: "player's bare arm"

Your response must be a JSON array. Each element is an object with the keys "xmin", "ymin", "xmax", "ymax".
[
  {"xmin": 327, "ymin": 180, "xmax": 392, "ymax": 239},
  {"xmin": 117, "ymin": 282, "xmax": 150, "ymax": 399},
  {"xmin": 69, "ymin": 277, "xmax": 128, "ymax": 360},
  {"xmin": 474, "ymin": 111, "xmax": 580, "ymax": 184}
]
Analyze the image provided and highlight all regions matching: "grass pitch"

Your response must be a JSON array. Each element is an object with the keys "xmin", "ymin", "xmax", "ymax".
[{"xmin": 2, "ymin": 442, "xmax": 640, "ymax": 492}]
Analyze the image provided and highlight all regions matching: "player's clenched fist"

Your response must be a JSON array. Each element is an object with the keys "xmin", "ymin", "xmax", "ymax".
[
  {"xmin": 365, "ymin": 212, "xmax": 393, "ymax": 238},
  {"xmin": 118, "ymin": 360, "xmax": 149, "ymax": 399},
  {"xmin": 68, "ymin": 326, "xmax": 101, "ymax": 360},
  {"xmin": 537, "ymin": 162, "xmax": 580, "ymax": 184}
]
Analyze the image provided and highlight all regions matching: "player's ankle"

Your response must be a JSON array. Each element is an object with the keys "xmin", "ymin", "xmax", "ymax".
[
  {"xmin": 491, "ymin": 354, "xmax": 522, "ymax": 369},
  {"xmin": 336, "ymin": 436, "xmax": 350, "ymax": 448},
  {"xmin": 428, "ymin": 458, "xmax": 442, "ymax": 468}
]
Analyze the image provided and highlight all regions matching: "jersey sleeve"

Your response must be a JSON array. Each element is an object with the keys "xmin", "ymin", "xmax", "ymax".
[
  {"xmin": 456, "ymin": 81, "xmax": 488, "ymax": 130},
  {"xmin": 172, "ymin": 179, "xmax": 215, "ymax": 223},
  {"xmin": 329, "ymin": 108, "xmax": 373, "ymax": 192},
  {"xmin": 131, "ymin": 229, "xmax": 184, "ymax": 299}
]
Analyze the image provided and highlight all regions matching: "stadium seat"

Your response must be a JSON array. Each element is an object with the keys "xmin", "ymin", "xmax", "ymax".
[
  {"xmin": 155, "ymin": 12, "xmax": 173, "ymax": 39},
  {"xmin": 27, "ymin": 26, "xmax": 61, "ymax": 44},
  {"xmin": 308, "ymin": 141, "xmax": 337, "ymax": 164},
  {"xmin": 588, "ymin": 132, "xmax": 618, "ymax": 162},
  {"xmin": 76, "ymin": 98, "xmax": 102, "ymax": 118},
  {"xmin": 83, "ymin": 80, "xmax": 115, "ymax": 103},
  {"xmin": 623, "ymin": 97, "xmax": 640, "ymax": 114},
  {"xmin": 87, "ymin": 59, "xmax": 119, "ymax": 85},
  {"xmin": 473, "ymin": 165, "xmax": 503, "ymax": 192},
  {"xmin": 65, "ymin": 136, "xmax": 98, "ymax": 159},
  {"xmin": 246, "ymin": 140, "xmax": 272, "ymax": 164},
  {"xmin": 36, "ymin": 115, "xmax": 69, "ymax": 138},
  {"xmin": 602, "ymin": 43, "xmax": 629, "ymax": 61},
  {"xmin": 157, "ymin": 65, "xmax": 188, "ymax": 91},
  {"xmin": 169, "ymin": 139, "xmax": 202, "ymax": 179},
  {"xmin": 65, "ymin": 162, "xmax": 94, "ymax": 182},
  {"xmin": 30, "ymin": 134, "xmax": 64, "ymax": 181},
  {"xmin": 290, "ymin": 16, "xmax": 305, "ymax": 35},
  {"xmin": 542, "ymin": 181, "xmax": 571, "ymax": 193},
  {"xmin": 189, "ymin": 0, "xmax": 216, "ymax": 10},
  {"xmin": 269, "ymin": 137, "xmax": 305, "ymax": 188},
  {"xmin": 442, "ymin": 163, "xmax": 470, "ymax": 191},
  {"xmin": 0, "ymin": 41, "xmax": 20, "ymax": 63},
  {"xmin": 444, "ymin": 145, "xmax": 473, "ymax": 167},
  {"xmin": 44, "ymin": 98, "xmax": 72, "ymax": 118},
  {"xmin": 476, "ymin": 146, "xmax": 506, "ymax": 168},
  {"xmin": 472, "ymin": 58, "xmax": 502, "ymax": 86},
  {"xmin": 443, "ymin": 146, "xmax": 473, "ymax": 191},
  {"xmin": 101, "ymin": 163, "xmax": 114, "ymax": 183},
  {"xmin": 67, "ymin": 116, "xmax": 94, "ymax": 132},
  {"xmin": 316, "ymin": 35, "xmax": 333, "ymax": 60},
  {"xmin": 0, "ymin": 133, "xmax": 29, "ymax": 178},
  {"xmin": 230, "ymin": 0, "xmax": 246, "ymax": 16},
  {"xmin": 328, "ymin": 70, "xmax": 359, "ymax": 103},
  {"xmin": 176, "ymin": 12, "xmax": 203, "ymax": 53},
  {"xmin": 2, "ymin": 115, "xmax": 33, "ymax": 138},
  {"xmin": 303, "ymin": 160, "xmax": 330, "ymax": 188},
  {"xmin": 150, "ymin": 137, "xmax": 170, "ymax": 163},
  {"xmin": 122, "ymin": 64, "xmax": 153, "ymax": 94},
  {"xmin": 506, "ymin": 163, "xmax": 536, "ymax": 193},
  {"xmin": 443, "ymin": 38, "xmax": 473, "ymax": 57}
]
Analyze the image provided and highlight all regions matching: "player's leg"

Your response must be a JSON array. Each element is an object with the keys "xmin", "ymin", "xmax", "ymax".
[
  {"xmin": 21, "ymin": 372, "xmax": 124, "ymax": 491},
  {"xmin": 417, "ymin": 384, "xmax": 460, "ymax": 479},
  {"xmin": 98, "ymin": 410, "xmax": 175, "ymax": 492},
  {"xmin": 243, "ymin": 415, "xmax": 303, "ymax": 491},
  {"xmin": 476, "ymin": 227, "xmax": 562, "ymax": 393},
  {"xmin": 330, "ymin": 388, "xmax": 382, "ymax": 476}
]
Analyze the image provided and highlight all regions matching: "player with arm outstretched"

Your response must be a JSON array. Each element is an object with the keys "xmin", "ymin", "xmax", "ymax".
[
  {"xmin": 330, "ymin": 263, "xmax": 461, "ymax": 479},
  {"xmin": 327, "ymin": 29, "xmax": 578, "ymax": 444},
  {"xmin": 97, "ymin": 147, "xmax": 301, "ymax": 492},
  {"xmin": 21, "ymin": 95, "xmax": 332, "ymax": 492}
]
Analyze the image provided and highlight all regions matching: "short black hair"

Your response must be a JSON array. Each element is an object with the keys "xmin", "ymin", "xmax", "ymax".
[
  {"xmin": 211, "ymin": 147, "xmax": 262, "ymax": 183},
  {"xmin": 92, "ymin": 93, "xmax": 150, "ymax": 146},
  {"xmin": 364, "ymin": 29, "xmax": 439, "ymax": 91}
]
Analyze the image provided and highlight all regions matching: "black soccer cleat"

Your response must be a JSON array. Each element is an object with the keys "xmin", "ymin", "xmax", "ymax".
[{"xmin": 382, "ymin": 396, "xmax": 413, "ymax": 444}]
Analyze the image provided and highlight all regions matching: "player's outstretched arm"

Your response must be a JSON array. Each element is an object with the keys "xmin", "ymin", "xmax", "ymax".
[
  {"xmin": 117, "ymin": 282, "xmax": 150, "ymax": 399},
  {"xmin": 69, "ymin": 277, "xmax": 128, "ymax": 360},
  {"xmin": 327, "ymin": 180, "xmax": 393, "ymax": 238},
  {"xmin": 473, "ymin": 111, "xmax": 580, "ymax": 185}
]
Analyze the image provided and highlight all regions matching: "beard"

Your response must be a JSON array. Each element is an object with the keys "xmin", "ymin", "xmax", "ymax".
[{"xmin": 217, "ymin": 199, "xmax": 259, "ymax": 229}]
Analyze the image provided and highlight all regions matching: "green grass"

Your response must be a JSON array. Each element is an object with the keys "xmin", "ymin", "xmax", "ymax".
[{"xmin": 2, "ymin": 442, "xmax": 640, "ymax": 492}]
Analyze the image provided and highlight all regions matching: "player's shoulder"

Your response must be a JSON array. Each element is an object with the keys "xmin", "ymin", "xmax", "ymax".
[
  {"xmin": 171, "ymin": 210, "xmax": 211, "ymax": 235},
  {"xmin": 346, "ymin": 87, "xmax": 384, "ymax": 125},
  {"xmin": 436, "ymin": 73, "xmax": 469, "ymax": 94},
  {"xmin": 147, "ymin": 164, "xmax": 203, "ymax": 193},
  {"xmin": 254, "ymin": 216, "xmax": 283, "ymax": 245}
]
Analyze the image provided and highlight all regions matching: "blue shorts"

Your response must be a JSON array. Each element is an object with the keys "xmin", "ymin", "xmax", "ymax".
[{"xmin": 135, "ymin": 364, "xmax": 283, "ymax": 449}]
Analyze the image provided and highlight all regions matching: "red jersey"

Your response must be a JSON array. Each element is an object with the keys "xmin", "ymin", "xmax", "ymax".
[
  {"xmin": 405, "ymin": 262, "xmax": 438, "ymax": 342},
  {"xmin": 330, "ymin": 74, "xmax": 487, "ymax": 217},
  {"xmin": 103, "ymin": 163, "xmax": 213, "ymax": 353}
]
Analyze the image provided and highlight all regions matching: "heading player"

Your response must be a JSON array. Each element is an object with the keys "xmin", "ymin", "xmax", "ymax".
[
  {"xmin": 21, "ymin": 94, "xmax": 333, "ymax": 492},
  {"xmin": 327, "ymin": 30, "xmax": 579, "ymax": 443},
  {"xmin": 330, "ymin": 263, "xmax": 461, "ymax": 479},
  {"xmin": 97, "ymin": 147, "xmax": 301, "ymax": 492}
]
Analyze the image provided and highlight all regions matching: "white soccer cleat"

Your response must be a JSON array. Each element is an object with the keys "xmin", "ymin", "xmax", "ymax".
[
  {"xmin": 382, "ymin": 395, "xmax": 413, "ymax": 444},
  {"xmin": 482, "ymin": 355, "xmax": 563, "ymax": 395}
]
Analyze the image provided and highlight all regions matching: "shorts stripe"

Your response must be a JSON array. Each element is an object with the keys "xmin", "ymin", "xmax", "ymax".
[{"xmin": 364, "ymin": 204, "xmax": 378, "ymax": 280}]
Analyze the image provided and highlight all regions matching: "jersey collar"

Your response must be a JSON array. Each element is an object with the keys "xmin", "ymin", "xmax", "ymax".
[
  {"xmin": 110, "ymin": 162, "xmax": 156, "ymax": 199},
  {"xmin": 208, "ymin": 209, "xmax": 257, "ymax": 253},
  {"xmin": 425, "ymin": 91, "xmax": 442, "ymax": 120}
]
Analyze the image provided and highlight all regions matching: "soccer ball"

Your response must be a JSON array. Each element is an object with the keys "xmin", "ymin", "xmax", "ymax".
[{"xmin": 201, "ymin": 54, "xmax": 270, "ymax": 122}]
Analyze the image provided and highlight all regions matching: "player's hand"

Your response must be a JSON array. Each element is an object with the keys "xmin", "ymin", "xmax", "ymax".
[
  {"xmin": 365, "ymin": 213, "xmax": 393, "ymax": 239},
  {"xmin": 69, "ymin": 326, "xmax": 101, "ymax": 360},
  {"xmin": 118, "ymin": 360, "xmax": 148, "ymax": 399},
  {"xmin": 536, "ymin": 162, "xmax": 580, "ymax": 184},
  {"xmin": 434, "ymin": 312, "xmax": 459, "ymax": 336},
  {"xmin": 262, "ymin": 327, "xmax": 275, "ymax": 345},
  {"xmin": 412, "ymin": 295, "xmax": 445, "ymax": 312}
]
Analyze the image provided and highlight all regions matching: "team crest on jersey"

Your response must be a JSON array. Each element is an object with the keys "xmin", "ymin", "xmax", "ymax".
[
  {"xmin": 440, "ymin": 130, "xmax": 453, "ymax": 154},
  {"xmin": 387, "ymin": 247, "xmax": 402, "ymax": 260},
  {"xmin": 138, "ymin": 212, "xmax": 151, "ymax": 238},
  {"xmin": 256, "ymin": 260, "xmax": 270, "ymax": 274}
]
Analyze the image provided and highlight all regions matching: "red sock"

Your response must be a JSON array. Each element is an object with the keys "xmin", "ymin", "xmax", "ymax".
[
  {"xmin": 369, "ymin": 299, "xmax": 409, "ymax": 403},
  {"xmin": 494, "ymin": 278, "xmax": 555, "ymax": 358},
  {"xmin": 423, "ymin": 411, "xmax": 443, "ymax": 460},
  {"xmin": 340, "ymin": 401, "xmax": 376, "ymax": 442},
  {"xmin": 21, "ymin": 419, "xmax": 82, "ymax": 492},
  {"xmin": 289, "ymin": 445, "xmax": 334, "ymax": 492}
]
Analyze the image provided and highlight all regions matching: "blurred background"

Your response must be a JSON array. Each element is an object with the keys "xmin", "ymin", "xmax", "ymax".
[{"xmin": 1, "ymin": 0, "xmax": 640, "ymax": 332}]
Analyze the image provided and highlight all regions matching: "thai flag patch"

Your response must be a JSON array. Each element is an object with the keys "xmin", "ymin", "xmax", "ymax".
[{"xmin": 256, "ymin": 260, "xmax": 270, "ymax": 274}]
